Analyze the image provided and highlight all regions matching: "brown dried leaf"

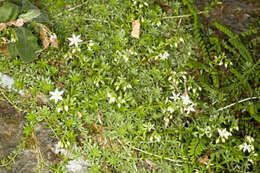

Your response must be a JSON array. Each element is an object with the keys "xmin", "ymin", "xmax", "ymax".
[
  {"xmin": 10, "ymin": 18, "xmax": 24, "ymax": 27},
  {"xmin": 198, "ymin": 156, "xmax": 209, "ymax": 164},
  {"xmin": 40, "ymin": 30, "xmax": 50, "ymax": 49},
  {"xmin": 0, "ymin": 23, "xmax": 6, "ymax": 31},
  {"xmin": 0, "ymin": 18, "xmax": 24, "ymax": 32},
  {"xmin": 36, "ymin": 23, "xmax": 59, "ymax": 49},
  {"xmin": 0, "ymin": 44, "xmax": 8, "ymax": 55},
  {"xmin": 50, "ymin": 34, "xmax": 58, "ymax": 48},
  {"xmin": 97, "ymin": 111, "xmax": 102, "ymax": 124},
  {"xmin": 131, "ymin": 20, "xmax": 140, "ymax": 39}
]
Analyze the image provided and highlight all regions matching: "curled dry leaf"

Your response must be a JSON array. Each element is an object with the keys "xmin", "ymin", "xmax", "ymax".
[
  {"xmin": 198, "ymin": 155, "xmax": 209, "ymax": 164},
  {"xmin": 0, "ymin": 18, "xmax": 24, "ymax": 31},
  {"xmin": 131, "ymin": 20, "xmax": 140, "ymax": 39},
  {"xmin": 36, "ymin": 23, "xmax": 59, "ymax": 49}
]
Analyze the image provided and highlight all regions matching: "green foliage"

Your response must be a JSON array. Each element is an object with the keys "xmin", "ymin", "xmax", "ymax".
[
  {"xmin": 7, "ymin": 27, "xmax": 40, "ymax": 63},
  {"xmin": 0, "ymin": 0, "xmax": 259, "ymax": 172},
  {"xmin": 214, "ymin": 22, "xmax": 253, "ymax": 63},
  {"xmin": 0, "ymin": 2, "xmax": 19, "ymax": 22},
  {"xmin": 0, "ymin": 0, "xmax": 53, "ymax": 63}
]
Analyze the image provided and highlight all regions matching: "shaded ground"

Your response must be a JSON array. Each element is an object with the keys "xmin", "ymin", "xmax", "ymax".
[
  {"xmin": 0, "ymin": 100, "xmax": 59, "ymax": 173},
  {"xmin": 196, "ymin": 0, "xmax": 260, "ymax": 33}
]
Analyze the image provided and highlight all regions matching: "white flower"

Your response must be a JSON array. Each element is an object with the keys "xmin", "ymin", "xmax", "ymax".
[
  {"xmin": 64, "ymin": 105, "xmax": 69, "ymax": 112},
  {"xmin": 89, "ymin": 40, "xmax": 94, "ymax": 47},
  {"xmin": 184, "ymin": 105, "xmax": 195, "ymax": 114},
  {"xmin": 160, "ymin": 52, "xmax": 169, "ymax": 60},
  {"xmin": 180, "ymin": 37, "xmax": 184, "ymax": 42},
  {"xmin": 54, "ymin": 142, "xmax": 67, "ymax": 156},
  {"xmin": 169, "ymin": 91, "xmax": 180, "ymax": 101},
  {"xmin": 0, "ymin": 73, "xmax": 14, "ymax": 89},
  {"xmin": 181, "ymin": 94, "xmax": 193, "ymax": 105},
  {"xmin": 107, "ymin": 93, "xmax": 116, "ymax": 103},
  {"xmin": 49, "ymin": 88, "xmax": 64, "ymax": 103},
  {"xmin": 68, "ymin": 34, "xmax": 82, "ymax": 47},
  {"xmin": 167, "ymin": 107, "xmax": 174, "ymax": 113},
  {"xmin": 239, "ymin": 143, "xmax": 254, "ymax": 153},
  {"xmin": 218, "ymin": 128, "xmax": 232, "ymax": 141},
  {"xmin": 246, "ymin": 136, "xmax": 254, "ymax": 143},
  {"xmin": 65, "ymin": 157, "xmax": 88, "ymax": 173}
]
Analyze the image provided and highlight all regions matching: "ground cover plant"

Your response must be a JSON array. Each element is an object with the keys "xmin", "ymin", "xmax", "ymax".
[{"xmin": 0, "ymin": 0, "xmax": 259, "ymax": 172}]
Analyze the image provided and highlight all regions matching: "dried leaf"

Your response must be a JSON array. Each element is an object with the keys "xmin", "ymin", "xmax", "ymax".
[
  {"xmin": 0, "ymin": 23, "xmax": 6, "ymax": 31},
  {"xmin": 50, "ymin": 34, "xmax": 58, "ymax": 48},
  {"xmin": 40, "ymin": 29, "xmax": 50, "ymax": 49},
  {"xmin": 198, "ymin": 156, "xmax": 209, "ymax": 164},
  {"xmin": 0, "ymin": 18, "xmax": 24, "ymax": 31},
  {"xmin": 97, "ymin": 111, "xmax": 102, "ymax": 124},
  {"xmin": 10, "ymin": 18, "xmax": 24, "ymax": 27},
  {"xmin": 0, "ymin": 44, "xmax": 8, "ymax": 55},
  {"xmin": 36, "ymin": 23, "xmax": 59, "ymax": 49},
  {"xmin": 131, "ymin": 20, "xmax": 140, "ymax": 39},
  {"xmin": 77, "ymin": 111, "xmax": 82, "ymax": 118},
  {"xmin": 144, "ymin": 159, "xmax": 157, "ymax": 169}
]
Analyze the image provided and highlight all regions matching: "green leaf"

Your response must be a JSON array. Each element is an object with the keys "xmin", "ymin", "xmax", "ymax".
[
  {"xmin": 19, "ymin": 9, "xmax": 41, "ymax": 22},
  {"xmin": 7, "ymin": 27, "xmax": 41, "ymax": 63},
  {"xmin": 248, "ymin": 104, "xmax": 260, "ymax": 123},
  {"xmin": 0, "ymin": 2, "xmax": 19, "ymax": 22},
  {"xmin": 6, "ymin": 43, "xmax": 19, "ymax": 58}
]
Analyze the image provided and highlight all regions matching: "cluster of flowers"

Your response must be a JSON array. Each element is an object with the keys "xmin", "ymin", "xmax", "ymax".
[{"xmin": 167, "ymin": 91, "xmax": 195, "ymax": 115}]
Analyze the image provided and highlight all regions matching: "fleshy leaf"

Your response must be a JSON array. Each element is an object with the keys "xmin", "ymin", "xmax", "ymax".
[
  {"xmin": 7, "ymin": 27, "xmax": 41, "ymax": 63},
  {"xmin": 19, "ymin": 9, "xmax": 41, "ymax": 22},
  {"xmin": 0, "ymin": 2, "xmax": 19, "ymax": 22}
]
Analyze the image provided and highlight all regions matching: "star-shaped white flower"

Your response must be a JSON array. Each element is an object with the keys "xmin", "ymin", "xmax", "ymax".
[
  {"xmin": 169, "ymin": 91, "xmax": 180, "ymax": 101},
  {"xmin": 181, "ymin": 93, "xmax": 193, "ymax": 105},
  {"xmin": 49, "ymin": 88, "xmax": 64, "ymax": 103},
  {"xmin": 68, "ymin": 34, "xmax": 82, "ymax": 47},
  {"xmin": 160, "ymin": 52, "xmax": 169, "ymax": 60},
  {"xmin": 217, "ymin": 128, "xmax": 232, "ymax": 139},
  {"xmin": 184, "ymin": 105, "xmax": 195, "ymax": 114},
  {"xmin": 239, "ymin": 143, "xmax": 254, "ymax": 153}
]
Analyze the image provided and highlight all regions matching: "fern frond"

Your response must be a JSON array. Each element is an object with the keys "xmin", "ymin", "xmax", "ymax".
[{"xmin": 213, "ymin": 22, "xmax": 253, "ymax": 63}]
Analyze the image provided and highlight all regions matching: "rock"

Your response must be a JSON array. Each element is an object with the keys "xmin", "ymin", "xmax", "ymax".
[{"xmin": 0, "ymin": 101, "xmax": 60, "ymax": 172}]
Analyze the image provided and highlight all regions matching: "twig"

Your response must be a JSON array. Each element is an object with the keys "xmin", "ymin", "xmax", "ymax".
[
  {"xmin": 127, "ymin": 144, "xmax": 183, "ymax": 163},
  {"xmin": 0, "ymin": 88, "xmax": 23, "ymax": 113},
  {"xmin": 162, "ymin": 11, "xmax": 208, "ymax": 19},
  {"xmin": 217, "ymin": 97, "xmax": 260, "ymax": 111},
  {"xmin": 55, "ymin": 1, "xmax": 88, "ymax": 17}
]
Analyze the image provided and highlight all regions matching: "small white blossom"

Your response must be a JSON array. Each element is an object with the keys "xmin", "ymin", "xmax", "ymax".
[
  {"xmin": 181, "ymin": 94, "xmax": 193, "ymax": 105},
  {"xmin": 246, "ymin": 136, "xmax": 254, "ymax": 143},
  {"xmin": 159, "ymin": 52, "xmax": 169, "ymax": 60},
  {"xmin": 107, "ymin": 93, "xmax": 116, "ymax": 103},
  {"xmin": 68, "ymin": 34, "xmax": 82, "ymax": 47},
  {"xmin": 239, "ymin": 143, "xmax": 254, "ymax": 153},
  {"xmin": 167, "ymin": 107, "xmax": 174, "ymax": 113},
  {"xmin": 143, "ymin": 123, "xmax": 154, "ymax": 131},
  {"xmin": 89, "ymin": 40, "xmax": 94, "ymax": 47},
  {"xmin": 169, "ymin": 91, "xmax": 180, "ymax": 101},
  {"xmin": 180, "ymin": 37, "xmax": 184, "ymax": 42},
  {"xmin": 217, "ymin": 128, "xmax": 232, "ymax": 143},
  {"xmin": 184, "ymin": 105, "xmax": 195, "ymax": 114},
  {"xmin": 64, "ymin": 105, "xmax": 69, "ymax": 112},
  {"xmin": 49, "ymin": 88, "xmax": 64, "ymax": 103},
  {"xmin": 54, "ymin": 142, "xmax": 67, "ymax": 156}
]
